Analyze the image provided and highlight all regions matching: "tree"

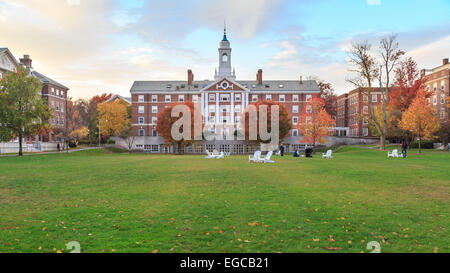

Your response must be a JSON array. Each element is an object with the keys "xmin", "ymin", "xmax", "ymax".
[
  {"xmin": 399, "ymin": 94, "xmax": 440, "ymax": 154},
  {"xmin": 156, "ymin": 101, "xmax": 201, "ymax": 154},
  {"xmin": 97, "ymin": 101, "xmax": 130, "ymax": 137},
  {"xmin": 242, "ymin": 101, "xmax": 292, "ymax": 145},
  {"xmin": 348, "ymin": 36, "xmax": 404, "ymax": 150},
  {"xmin": 69, "ymin": 127, "xmax": 89, "ymax": 143},
  {"xmin": 118, "ymin": 124, "xmax": 136, "ymax": 151},
  {"xmin": 390, "ymin": 57, "xmax": 427, "ymax": 112},
  {"xmin": 318, "ymin": 81, "xmax": 338, "ymax": 118},
  {"xmin": 297, "ymin": 97, "xmax": 336, "ymax": 145},
  {"xmin": 0, "ymin": 66, "xmax": 51, "ymax": 156}
]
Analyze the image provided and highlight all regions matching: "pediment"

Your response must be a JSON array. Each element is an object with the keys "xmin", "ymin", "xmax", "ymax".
[
  {"xmin": 0, "ymin": 50, "xmax": 19, "ymax": 72},
  {"xmin": 203, "ymin": 78, "xmax": 248, "ymax": 92}
]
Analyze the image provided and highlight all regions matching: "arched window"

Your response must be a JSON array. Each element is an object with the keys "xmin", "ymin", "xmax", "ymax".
[{"xmin": 222, "ymin": 53, "xmax": 228, "ymax": 63}]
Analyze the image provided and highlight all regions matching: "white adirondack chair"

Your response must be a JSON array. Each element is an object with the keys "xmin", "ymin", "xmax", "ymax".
[
  {"xmin": 249, "ymin": 151, "xmax": 262, "ymax": 163},
  {"xmin": 276, "ymin": 151, "xmax": 281, "ymax": 156},
  {"xmin": 388, "ymin": 149, "xmax": 400, "ymax": 158},
  {"xmin": 216, "ymin": 152, "xmax": 225, "ymax": 159},
  {"xmin": 263, "ymin": 151, "xmax": 275, "ymax": 163},
  {"xmin": 322, "ymin": 150, "xmax": 333, "ymax": 159}
]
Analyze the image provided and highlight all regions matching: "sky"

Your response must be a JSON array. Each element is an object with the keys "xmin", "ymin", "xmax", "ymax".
[{"xmin": 0, "ymin": 0, "xmax": 449, "ymax": 99}]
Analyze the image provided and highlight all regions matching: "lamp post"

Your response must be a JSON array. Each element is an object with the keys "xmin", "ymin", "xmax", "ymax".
[{"xmin": 98, "ymin": 119, "xmax": 101, "ymax": 147}]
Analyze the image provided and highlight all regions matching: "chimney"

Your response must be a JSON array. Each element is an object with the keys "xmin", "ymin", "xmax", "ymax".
[
  {"xmin": 300, "ymin": 76, "xmax": 303, "ymax": 84},
  {"xmin": 20, "ymin": 55, "xmax": 32, "ymax": 69},
  {"xmin": 187, "ymin": 69, "xmax": 194, "ymax": 85},
  {"xmin": 256, "ymin": 69, "xmax": 263, "ymax": 85},
  {"xmin": 444, "ymin": 58, "xmax": 449, "ymax": 65}
]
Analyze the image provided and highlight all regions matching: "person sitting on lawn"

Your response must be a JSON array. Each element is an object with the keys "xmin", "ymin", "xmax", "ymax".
[{"xmin": 293, "ymin": 150, "xmax": 300, "ymax": 158}]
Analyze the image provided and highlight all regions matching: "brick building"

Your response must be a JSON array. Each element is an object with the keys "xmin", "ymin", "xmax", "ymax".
[
  {"xmin": 0, "ymin": 49, "xmax": 69, "ymax": 143},
  {"xmin": 422, "ymin": 58, "xmax": 449, "ymax": 120},
  {"xmin": 129, "ymin": 30, "xmax": 320, "ymax": 153},
  {"xmin": 336, "ymin": 88, "xmax": 382, "ymax": 138}
]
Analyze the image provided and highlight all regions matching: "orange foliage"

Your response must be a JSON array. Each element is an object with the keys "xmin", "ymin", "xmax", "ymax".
[
  {"xmin": 399, "ymin": 93, "xmax": 440, "ymax": 153},
  {"xmin": 242, "ymin": 101, "xmax": 292, "ymax": 144},
  {"xmin": 297, "ymin": 97, "xmax": 336, "ymax": 145}
]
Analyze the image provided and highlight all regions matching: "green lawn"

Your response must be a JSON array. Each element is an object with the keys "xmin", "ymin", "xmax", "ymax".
[{"xmin": 0, "ymin": 147, "xmax": 448, "ymax": 253}]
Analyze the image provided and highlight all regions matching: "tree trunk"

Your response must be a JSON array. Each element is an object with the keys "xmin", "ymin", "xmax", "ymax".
[
  {"xmin": 380, "ymin": 136, "xmax": 386, "ymax": 151},
  {"xmin": 418, "ymin": 136, "xmax": 422, "ymax": 154},
  {"xmin": 18, "ymin": 132, "xmax": 23, "ymax": 156}
]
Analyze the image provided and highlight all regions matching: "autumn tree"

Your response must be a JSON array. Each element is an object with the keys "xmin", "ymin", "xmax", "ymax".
[
  {"xmin": 297, "ymin": 97, "xmax": 336, "ymax": 145},
  {"xmin": 348, "ymin": 35, "xmax": 404, "ymax": 150},
  {"xmin": 241, "ymin": 101, "xmax": 292, "ymax": 146},
  {"xmin": 399, "ymin": 94, "xmax": 440, "ymax": 154},
  {"xmin": 69, "ymin": 127, "xmax": 89, "ymax": 143},
  {"xmin": 318, "ymin": 81, "xmax": 338, "ymax": 118},
  {"xmin": 0, "ymin": 66, "xmax": 51, "ymax": 156},
  {"xmin": 97, "ymin": 101, "xmax": 130, "ymax": 137},
  {"xmin": 390, "ymin": 57, "xmax": 427, "ymax": 112},
  {"xmin": 156, "ymin": 102, "xmax": 202, "ymax": 154}
]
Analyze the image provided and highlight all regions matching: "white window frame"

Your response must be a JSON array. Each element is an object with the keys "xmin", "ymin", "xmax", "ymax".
[
  {"xmin": 138, "ymin": 95, "xmax": 145, "ymax": 102},
  {"xmin": 235, "ymin": 105, "xmax": 241, "ymax": 113},
  {"xmin": 209, "ymin": 94, "xmax": 215, "ymax": 102},
  {"xmin": 165, "ymin": 95, "xmax": 172, "ymax": 102},
  {"xmin": 372, "ymin": 94, "xmax": 377, "ymax": 102},
  {"xmin": 293, "ymin": 116, "xmax": 298, "ymax": 125},
  {"xmin": 235, "ymin": 94, "xmax": 241, "ymax": 102},
  {"xmin": 152, "ymin": 106, "xmax": 158, "ymax": 114},
  {"xmin": 292, "ymin": 105, "xmax": 299, "ymax": 114},
  {"xmin": 220, "ymin": 94, "xmax": 230, "ymax": 102},
  {"xmin": 152, "ymin": 117, "xmax": 157, "ymax": 124},
  {"xmin": 306, "ymin": 95, "xmax": 312, "ymax": 102},
  {"xmin": 292, "ymin": 129, "xmax": 299, "ymax": 137},
  {"xmin": 252, "ymin": 95, "xmax": 258, "ymax": 102},
  {"xmin": 178, "ymin": 95, "xmax": 185, "ymax": 102},
  {"xmin": 293, "ymin": 95, "xmax": 299, "ymax": 102},
  {"xmin": 193, "ymin": 95, "xmax": 199, "ymax": 102},
  {"xmin": 279, "ymin": 95, "xmax": 285, "ymax": 102},
  {"xmin": 152, "ymin": 95, "xmax": 158, "ymax": 102},
  {"xmin": 266, "ymin": 94, "xmax": 272, "ymax": 101},
  {"xmin": 138, "ymin": 106, "xmax": 145, "ymax": 114},
  {"xmin": 138, "ymin": 117, "xmax": 145, "ymax": 124},
  {"xmin": 139, "ymin": 129, "xmax": 145, "ymax": 137}
]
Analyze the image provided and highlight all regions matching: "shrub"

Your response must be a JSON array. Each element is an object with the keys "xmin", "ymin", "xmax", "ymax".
[
  {"xmin": 68, "ymin": 141, "xmax": 77, "ymax": 148},
  {"xmin": 107, "ymin": 139, "xmax": 116, "ymax": 144},
  {"xmin": 410, "ymin": 140, "xmax": 434, "ymax": 149}
]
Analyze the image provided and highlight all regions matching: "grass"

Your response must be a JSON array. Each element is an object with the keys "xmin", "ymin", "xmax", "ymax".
[{"xmin": 0, "ymin": 147, "xmax": 448, "ymax": 253}]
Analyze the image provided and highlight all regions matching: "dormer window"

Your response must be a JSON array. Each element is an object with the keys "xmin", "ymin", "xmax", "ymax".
[
  {"xmin": 279, "ymin": 84, "xmax": 284, "ymax": 88},
  {"xmin": 167, "ymin": 84, "xmax": 172, "ymax": 89}
]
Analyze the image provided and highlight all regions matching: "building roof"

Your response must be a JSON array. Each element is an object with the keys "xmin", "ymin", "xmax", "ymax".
[
  {"xmin": 130, "ymin": 79, "xmax": 320, "ymax": 93},
  {"xmin": 32, "ymin": 71, "xmax": 69, "ymax": 90},
  {"xmin": 105, "ymin": 94, "xmax": 131, "ymax": 104}
]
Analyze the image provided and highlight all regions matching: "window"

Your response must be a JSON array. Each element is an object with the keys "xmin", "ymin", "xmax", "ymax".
[
  {"xmin": 235, "ymin": 105, "xmax": 241, "ymax": 113},
  {"xmin": 222, "ymin": 54, "xmax": 228, "ymax": 63},
  {"xmin": 60, "ymin": 90, "xmax": 64, "ymax": 97},
  {"xmin": 209, "ymin": 105, "xmax": 215, "ymax": 113},
  {"xmin": 220, "ymin": 105, "xmax": 229, "ymax": 113},
  {"xmin": 235, "ymin": 94, "xmax": 241, "ymax": 102},
  {"xmin": 152, "ymin": 117, "xmax": 157, "ymax": 124},
  {"xmin": 152, "ymin": 129, "xmax": 158, "ymax": 137},
  {"xmin": 293, "ymin": 95, "xmax": 299, "ymax": 102},
  {"xmin": 252, "ymin": 95, "xmax": 258, "ymax": 102},
  {"xmin": 292, "ymin": 129, "xmax": 299, "ymax": 137},
  {"xmin": 51, "ymin": 88, "xmax": 55, "ymax": 95},
  {"xmin": 138, "ymin": 117, "xmax": 145, "ymax": 124},
  {"xmin": 178, "ymin": 95, "xmax": 184, "ymax": 102},
  {"xmin": 433, "ymin": 96, "xmax": 437, "ymax": 105},
  {"xmin": 208, "ymin": 116, "xmax": 215, "ymax": 123},
  {"xmin": 441, "ymin": 111, "xmax": 446, "ymax": 119},
  {"xmin": 209, "ymin": 94, "xmax": 215, "ymax": 102},
  {"xmin": 279, "ymin": 95, "xmax": 285, "ymax": 102},
  {"xmin": 306, "ymin": 95, "xmax": 312, "ymax": 102},
  {"xmin": 138, "ymin": 95, "xmax": 145, "ymax": 102},
  {"xmin": 266, "ymin": 94, "xmax": 272, "ymax": 101},
  {"xmin": 363, "ymin": 95, "xmax": 368, "ymax": 102},
  {"xmin": 56, "ymin": 103, "xmax": 59, "ymax": 111},
  {"xmin": 165, "ymin": 95, "xmax": 171, "ymax": 102},
  {"xmin": 139, "ymin": 129, "xmax": 145, "ymax": 137},
  {"xmin": 220, "ymin": 94, "xmax": 230, "ymax": 102},
  {"xmin": 292, "ymin": 105, "xmax": 299, "ymax": 113},
  {"xmin": 56, "ymin": 90, "xmax": 59, "ymax": 96},
  {"xmin": 441, "ymin": 95, "xmax": 445, "ymax": 104},
  {"xmin": 138, "ymin": 106, "xmax": 145, "ymax": 114},
  {"xmin": 372, "ymin": 94, "xmax": 377, "ymax": 102},
  {"xmin": 152, "ymin": 106, "xmax": 158, "ymax": 114},
  {"xmin": 193, "ymin": 95, "xmax": 199, "ymax": 102},
  {"xmin": 279, "ymin": 84, "xmax": 284, "ymax": 88},
  {"xmin": 363, "ymin": 128, "xmax": 369, "ymax": 137},
  {"xmin": 61, "ymin": 104, "xmax": 64, "ymax": 113},
  {"xmin": 235, "ymin": 116, "xmax": 241, "ymax": 124},
  {"xmin": 293, "ymin": 117, "xmax": 298, "ymax": 125},
  {"xmin": 363, "ymin": 106, "xmax": 368, "ymax": 114}
]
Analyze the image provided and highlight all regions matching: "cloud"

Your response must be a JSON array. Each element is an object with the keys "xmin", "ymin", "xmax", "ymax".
[{"xmin": 367, "ymin": 0, "xmax": 381, "ymax": 6}]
